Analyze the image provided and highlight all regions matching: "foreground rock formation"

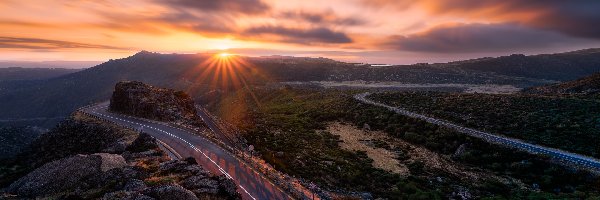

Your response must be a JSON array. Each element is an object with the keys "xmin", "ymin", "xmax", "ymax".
[
  {"xmin": 1, "ymin": 112, "xmax": 239, "ymax": 199},
  {"xmin": 8, "ymin": 153, "xmax": 127, "ymax": 196}
]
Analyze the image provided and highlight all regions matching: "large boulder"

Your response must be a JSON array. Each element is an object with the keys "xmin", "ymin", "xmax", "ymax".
[
  {"xmin": 145, "ymin": 184, "xmax": 199, "ymax": 200},
  {"xmin": 109, "ymin": 81, "xmax": 199, "ymax": 122},
  {"xmin": 8, "ymin": 153, "xmax": 127, "ymax": 197}
]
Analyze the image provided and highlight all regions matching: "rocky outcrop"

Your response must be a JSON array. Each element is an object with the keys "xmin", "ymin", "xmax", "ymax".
[
  {"xmin": 8, "ymin": 153, "xmax": 127, "ymax": 197},
  {"xmin": 109, "ymin": 81, "xmax": 200, "ymax": 122}
]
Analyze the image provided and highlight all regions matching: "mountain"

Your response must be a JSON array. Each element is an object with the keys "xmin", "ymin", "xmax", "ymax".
[
  {"xmin": 440, "ymin": 49, "xmax": 600, "ymax": 81},
  {"xmin": 0, "ymin": 61, "xmax": 101, "ymax": 69},
  {"xmin": 1, "ymin": 49, "xmax": 600, "ymax": 127},
  {"xmin": 0, "ymin": 67, "xmax": 81, "ymax": 81},
  {"xmin": 525, "ymin": 72, "xmax": 600, "ymax": 94}
]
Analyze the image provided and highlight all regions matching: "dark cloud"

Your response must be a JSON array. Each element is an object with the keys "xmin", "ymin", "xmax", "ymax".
[
  {"xmin": 384, "ymin": 23, "xmax": 583, "ymax": 53},
  {"xmin": 280, "ymin": 11, "xmax": 365, "ymax": 26},
  {"xmin": 156, "ymin": 11, "xmax": 236, "ymax": 35},
  {"xmin": 156, "ymin": 0, "xmax": 270, "ymax": 15},
  {"xmin": 244, "ymin": 26, "xmax": 352, "ymax": 44},
  {"xmin": 0, "ymin": 36, "xmax": 127, "ymax": 50},
  {"xmin": 365, "ymin": 0, "xmax": 600, "ymax": 39}
]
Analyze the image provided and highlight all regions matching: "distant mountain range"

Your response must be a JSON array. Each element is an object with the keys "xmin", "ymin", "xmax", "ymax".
[
  {"xmin": 1, "ymin": 49, "xmax": 600, "ymax": 127},
  {"xmin": 0, "ymin": 61, "xmax": 102, "ymax": 69},
  {"xmin": 0, "ymin": 67, "xmax": 81, "ymax": 81}
]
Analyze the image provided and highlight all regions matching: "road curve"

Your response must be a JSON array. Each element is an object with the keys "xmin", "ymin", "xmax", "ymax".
[
  {"xmin": 355, "ymin": 92, "xmax": 600, "ymax": 171},
  {"xmin": 83, "ymin": 103, "xmax": 292, "ymax": 200}
]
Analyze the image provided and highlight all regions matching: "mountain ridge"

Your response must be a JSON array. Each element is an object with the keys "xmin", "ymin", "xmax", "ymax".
[{"xmin": 1, "ymin": 48, "xmax": 599, "ymax": 127}]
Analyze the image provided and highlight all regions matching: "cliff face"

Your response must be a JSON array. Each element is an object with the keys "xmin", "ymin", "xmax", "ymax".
[{"xmin": 109, "ymin": 81, "xmax": 199, "ymax": 122}]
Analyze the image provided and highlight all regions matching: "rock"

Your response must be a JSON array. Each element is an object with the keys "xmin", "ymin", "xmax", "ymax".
[
  {"xmin": 453, "ymin": 143, "xmax": 468, "ymax": 158},
  {"xmin": 146, "ymin": 184, "xmax": 199, "ymax": 200},
  {"xmin": 109, "ymin": 81, "xmax": 200, "ymax": 123},
  {"xmin": 275, "ymin": 151, "xmax": 284, "ymax": 158},
  {"xmin": 8, "ymin": 153, "xmax": 127, "ymax": 197},
  {"xmin": 181, "ymin": 176, "xmax": 220, "ymax": 194},
  {"xmin": 103, "ymin": 191, "xmax": 155, "ymax": 200},
  {"xmin": 159, "ymin": 159, "xmax": 190, "ymax": 173},
  {"xmin": 82, "ymin": 166, "xmax": 147, "ymax": 191},
  {"xmin": 124, "ymin": 179, "xmax": 147, "ymax": 191},
  {"xmin": 96, "ymin": 153, "xmax": 128, "ymax": 171},
  {"xmin": 216, "ymin": 175, "xmax": 242, "ymax": 200},
  {"xmin": 363, "ymin": 123, "xmax": 371, "ymax": 131},
  {"xmin": 158, "ymin": 158, "xmax": 207, "ymax": 176},
  {"xmin": 103, "ymin": 140, "xmax": 129, "ymax": 153}
]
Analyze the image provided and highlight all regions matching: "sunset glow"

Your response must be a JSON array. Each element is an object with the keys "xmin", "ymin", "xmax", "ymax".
[{"xmin": 0, "ymin": 0, "xmax": 599, "ymax": 64}]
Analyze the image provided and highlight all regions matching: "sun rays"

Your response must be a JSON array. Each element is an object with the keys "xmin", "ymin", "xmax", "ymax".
[{"xmin": 183, "ymin": 53, "xmax": 265, "ymax": 113}]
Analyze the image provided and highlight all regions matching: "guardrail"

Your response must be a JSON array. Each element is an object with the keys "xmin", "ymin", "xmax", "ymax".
[{"xmin": 77, "ymin": 103, "xmax": 324, "ymax": 200}]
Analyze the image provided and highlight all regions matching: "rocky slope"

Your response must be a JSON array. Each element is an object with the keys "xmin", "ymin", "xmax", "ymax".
[
  {"xmin": 0, "ymin": 112, "xmax": 240, "ymax": 199},
  {"xmin": 110, "ymin": 81, "xmax": 202, "ymax": 125}
]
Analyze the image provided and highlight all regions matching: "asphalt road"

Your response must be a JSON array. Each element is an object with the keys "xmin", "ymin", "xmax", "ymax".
[
  {"xmin": 355, "ymin": 92, "xmax": 600, "ymax": 170},
  {"xmin": 83, "ymin": 103, "xmax": 291, "ymax": 200}
]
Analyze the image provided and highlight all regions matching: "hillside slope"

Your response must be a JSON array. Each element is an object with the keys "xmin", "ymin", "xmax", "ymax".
[{"xmin": 526, "ymin": 73, "xmax": 600, "ymax": 94}]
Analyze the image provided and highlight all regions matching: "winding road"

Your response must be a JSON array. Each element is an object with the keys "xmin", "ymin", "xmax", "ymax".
[
  {"xmin": 83, "ymin": 103, "xmax": 292, "ymax": 200},
  {"xmin": 355, "ymin": 92, "xmax": 600, "ymax": 171}
]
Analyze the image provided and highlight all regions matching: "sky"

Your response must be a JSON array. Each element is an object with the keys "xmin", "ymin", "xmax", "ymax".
[{"xmin": 1, "ymin": 0, "xmax": 599, "ymax": 65}]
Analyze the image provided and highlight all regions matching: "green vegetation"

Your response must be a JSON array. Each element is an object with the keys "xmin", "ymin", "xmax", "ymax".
[
  {"xmin": 369, "ymin": 92, "xmax": 600, "ymax": 157},
  {"xmin": 209, "ymin": 87, "xmax": 600, "ymax": 199}
]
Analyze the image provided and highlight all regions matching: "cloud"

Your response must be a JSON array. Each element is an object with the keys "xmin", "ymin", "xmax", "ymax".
[
  {"xmin": 0, "ymin": 36, "xmax": 127, "ymax": 50},
  {"xmin": 384, "ymin": 23, "xmax": 583, "ymax": 53},
  {"xmin": 156, "ymin": 0, "xmax": 270, "ymax": 15},
  {"xmin": 280, "ymin": 10, "xmax": 365, "ymax": 26},
  {"xmin": 365, "ymin": 0, "xmax": 600, "ymax": 39},
  {"xmin": 244, "ymin": 26, "xmax": 352, "ymax": 44}
]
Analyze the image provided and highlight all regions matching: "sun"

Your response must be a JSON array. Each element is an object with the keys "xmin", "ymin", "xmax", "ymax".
[{"xmin": 218, "ymin": 52, "xmax": 233, "ymax": 58}]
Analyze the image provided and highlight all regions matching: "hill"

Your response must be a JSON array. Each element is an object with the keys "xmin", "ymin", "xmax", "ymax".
[
  {"xmin": 1, "ymin": 49, "xmax": 600, "ymax": 127},
  {"xmin": 526, "ymin": 73, "xmax": 600, "ymax": 94},
  {"xmin": 441, "ymin": 49, "xmax": 600, "ymax": 81}
]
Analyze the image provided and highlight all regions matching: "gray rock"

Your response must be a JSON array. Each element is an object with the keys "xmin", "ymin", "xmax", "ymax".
[
  {"xmin": 124, "ymin": 179, "xmax": 147, "ymax": 191},
  {"xmin": 146, "ymin": 184, "xmax": 199, "ymax": 200},
  {"xmin": 8, "ymin": 153, "xmax": 127, "ymax": 197},
  {"xmin": 103, "ymin": 191, "xmax": 155, "ymax": 200},
  {"xmin": 216, "ymin": 175, "xmax": 242, "ymax": 200},
  {"xmin": 181, "ymin": 176, "xmax": 219, "ymax": 194}
]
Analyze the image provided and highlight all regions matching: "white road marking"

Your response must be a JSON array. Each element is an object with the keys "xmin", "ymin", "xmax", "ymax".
[{"xmin": 90, "ymin": 110, "xmax": 257, "ymax": 200}]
